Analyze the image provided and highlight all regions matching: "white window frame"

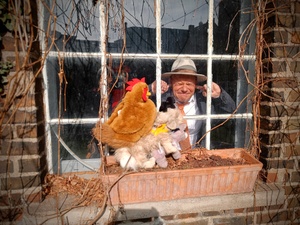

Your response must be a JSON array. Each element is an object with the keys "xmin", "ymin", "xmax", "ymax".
[{"xmin": 39, "ymin": 0, "xmax": 255, "ymax": 173}]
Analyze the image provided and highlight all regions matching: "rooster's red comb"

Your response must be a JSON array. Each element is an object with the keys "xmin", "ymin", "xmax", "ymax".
[{"xmin": 126, "ymin": 77, "xmax": 146, "ymax": 91}]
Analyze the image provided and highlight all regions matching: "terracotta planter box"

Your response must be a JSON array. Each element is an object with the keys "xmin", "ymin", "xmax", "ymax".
[{"xmin": 102, "ymin": 148, "xmax": 262, "ymax": 205}]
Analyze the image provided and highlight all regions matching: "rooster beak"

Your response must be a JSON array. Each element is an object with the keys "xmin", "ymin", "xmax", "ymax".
[{"xmin": 147, "ymin": 91, "xmax": 151, "ymax": 96}]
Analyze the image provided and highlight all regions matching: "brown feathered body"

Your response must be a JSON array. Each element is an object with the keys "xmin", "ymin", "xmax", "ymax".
[{"xmin": 93, "ymin": 81, "xmax": 157, "ymax": 149}]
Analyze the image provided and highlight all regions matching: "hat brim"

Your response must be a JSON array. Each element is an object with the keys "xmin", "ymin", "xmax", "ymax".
[{"xmin": 162, "ymin": 71, "xmax": 207, "ymax": 83}]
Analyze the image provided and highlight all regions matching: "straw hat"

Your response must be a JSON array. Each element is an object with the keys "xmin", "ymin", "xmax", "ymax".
[{"xmin": 162, "ymin": 58, "xmax": 207, "ymax": 83}]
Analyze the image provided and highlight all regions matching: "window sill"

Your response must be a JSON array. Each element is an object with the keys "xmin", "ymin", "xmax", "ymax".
[
  {"xmin": 98, "ymin": 181, "xmax": 285, "ymax": 222},
  {"xmin": 23, "ymin": 181, "xmax": 284, "ymax": 224}
]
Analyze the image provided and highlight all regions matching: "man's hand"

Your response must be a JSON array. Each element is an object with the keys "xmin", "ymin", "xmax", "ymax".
[
  {"xmin": 197, "ymin": 82, "xmax": 221, "ymax": 98},
  {"xmin": 151, "ymin": 80, "xmax": 169, "ymax": 94}
]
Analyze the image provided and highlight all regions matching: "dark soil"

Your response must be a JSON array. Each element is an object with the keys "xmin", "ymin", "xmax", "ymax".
[{"xmin": 105, "ymin": 148, "xmax": 249, "ymax": 175}]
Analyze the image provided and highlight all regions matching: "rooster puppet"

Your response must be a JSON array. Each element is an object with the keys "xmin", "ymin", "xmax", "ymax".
[{"xmin": 92, "ymin": 77, "xmax": 157, "ymax": 149}]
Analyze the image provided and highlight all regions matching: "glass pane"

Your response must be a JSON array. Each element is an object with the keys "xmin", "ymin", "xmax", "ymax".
[
  {"xmin": 210, "ymin": 118, "xmax": 235, "ymax": 149},
  {"xmin": 197, "ymin": 118, "xmax": 250, "ymax": 149},
  {"xmin": 235, "ymin": 118, "xmax": 251, "ymax": 148},
  {"xmin": 213, "ymin": 0, "xmax": 240, "ymax": 54},
  {"xmin": 161, "ymin": 0, "xmax": 209, "ymax": 54},
  {"xmin": 213, "ymin": 0, "xmax": 254, "ymax": 54},
  {"xmin": 44, "ymin": 0, "xmax": 100, "ymax": 52},
  {"xmin": 212, "ymin": 60, "xmax": 253, "ymax": 114},
  {"xmin": 50, "ymin": 124, "xmax": 97, "ymax": 173},
  {"xmin": 46, "ymin": 57, "xmax": 101, "ymax": 119},
  {"xmin": 46, "ymin": 58, "xmax": 59, "ymax": 119},
  {"xmin": 212, "ymin": 60, "xmax": 237, "ymax": 108},
  {"xmin": 108, "ymin": 0, "xmax": 156, "ymax": 53},
  {"xmin": 107, "ymin": 58, "xmax": 156, "ymax": 113},
  {"xmin": 236, "ymin": 60, "xmax": 254, "ymax": 113}
]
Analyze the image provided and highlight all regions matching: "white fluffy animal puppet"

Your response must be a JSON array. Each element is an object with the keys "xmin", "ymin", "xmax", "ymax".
[
  {"xmin": 114, "ymin": 97, "xmax": 187, "ymax": 170},
  {"xmin": 151, "ymin": 122, "xmax": 187, "ymax": 168},
  {"xmin": 150, "ymin": 105, "xmax": 188, "ymax": 168},
  {"xmin": 114, "ymin": 144, "xmax": 156, "ymax": 171}
]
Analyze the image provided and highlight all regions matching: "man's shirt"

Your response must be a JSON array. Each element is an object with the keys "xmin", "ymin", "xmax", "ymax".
[{"xmin": 176, "ymin": 94, "xmax": 201, "ymax": 146}]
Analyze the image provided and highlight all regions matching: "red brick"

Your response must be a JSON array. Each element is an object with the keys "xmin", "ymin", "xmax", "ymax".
[
  {"xmin": 1, "ymin": 140, "xmax": 40, "ymax": 155},
  {"xmin": 0, "ymin": 160, "xmax": 14, "ymax": 173},
  {"xmin": 267, "ymin": 204, "xmax": 285, "ymax": 210},
  {"xmin": 1, "ymin": 176, "xmax": 41, "ymax": 190},
  {"xmin": 16, "ymin": 124, "xmax": 37, "ymax": 138},
  {"xmin": 290, "ymin": 61, "xmax": 300, "ymax": 72},
  {"xmin": 0, "ymin": 207, "xmax": 23, "ymax": 222},
  {"xmin": 25, "ymin": 191, "xmax": 43, "ymax": 203},
  {"xmin": 18, "ymin": 158, "xmax": 40, "ymax": 173},
  {"xmin": 202, "ymin": 211, "xmax": 220, "ymax": 217},
  {"xmin": 260, "ymin": 105, "xmax": 287, "ymax": 117},
  {"xmin": 160, "ymin": 215, "xmax": 175, "ymax": 221},
  {"xmin": 1, "ymin": 125, "xmax": 14, "ymax": 139},
  {"xmin": 284, "ymin": 132, "xmax": 300, "ymax": 144},
  {"xmin": 291, "ymin": 31, "xmax": 300, "ymax": 44},
  {"xmin": 277, "ymin": 15, "xmax": 295, "ymax": 28},
  {"xmin": 0, "ymin": 192, "xmax": 22, "ymax": 207},
  {"xmin": 290, "ymin": 171, "xmax": 300, "ymax": 182},
  {"xmin": 213, "ymin": 216, "xmax": 252, "ymax": 225},
  {"xmin": 260, "ymin": 118, "xmax": 281, "ymax": 130},
  {"xmin": 269, "ymin": 78, "xmax": 299, "ymax": 88},
  {"xmin": 287, "ymin": 197, "xmax": 300, "ymax": 208},
  {"xmin": 14, "ymin": 110, "xmax": 37, "ymax": 123},
  {"xmin": 260, "ymin": 145, "xmax": 281, "ymax": 158},
  {"xmin": 266, "ymin": 172, "xmax": 278, "ymax": 183},
  {"xmin": 284, "ymin": 185, "xmax": 300, "ymax": 195},
  {"xmin": 176, "ymin": 212, "xmax": 199, "ymax": 219},
  {"xmin": 261, "ymin": 90, "xmax": 284, "ymax": 102},
  {"xmin": 263, "ymin": 60, "xmax": 286, "ymax": 73},
  {"xmin": 256, "ymin": 210, "xmax": 292, "ymax": 223},
  {"xmin": 285, "ymin": 145, "xmax": 300, "ymax": 157},
  {"xmin": 14, "ymin": 95, "xmax": 36, "ymax": 107},
  {"xmin": 246, "ymin": 206, "xmax": 265, "ymax": 212},
  {"xmin": 233, "ymin": 208, "xmax": 245, "ymax": 213},
  {"xmin": 287, "ymin": 90, "xmax": 300, "ymax": 102},
  {"xmin": 1, "ymin": 34, "xmax": 16, "ymax": 51}
]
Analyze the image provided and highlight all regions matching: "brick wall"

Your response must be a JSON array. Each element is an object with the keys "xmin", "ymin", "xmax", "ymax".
[
  {"xmin": 259, "ymin": 0, "xmax": 300, "ymax": 205},
  {"xmin": 261, "ymin": 1, "xmax": 300, "ymax": 223},
  {"xmin": 104, "ymin": 1, "xmax": 300, "ymax": 224},
  {"xmin": 1, "ymin": 0, "xmax": 299, "ymax": 224},
  {"xmin": 0, "ymin": 0, "xmax": 46, "ymax": 223}
]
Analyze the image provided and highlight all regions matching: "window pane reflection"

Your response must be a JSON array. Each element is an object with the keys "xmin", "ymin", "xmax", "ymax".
[
  {"xmin": 161, "ymin": 0, "xmax": 209, "ymax": 54},
  {"xmin": 212, "ymin": 60, "xmax": 238, "ymax": 105},
  {"xmin": 214, "ymin": 0, "xmax": 254, "ymax": 55},
  {"xmin": 107, "ymin": 58, "xmax": 156, "ymax": 113},
  {"xmin": 205, "ymin": 118, "xmax": 249, "ymax": 149},
  {"xmin": 45, "ymin": 0, "xmax": 100, "ymax": 52},
  {"xmin": 46, "ymin": 57, "xmax": 101, "ymax": 119},
  {"xmin": 213, "ymin": 0, "xmax": 241, "ymax": 54},
  {"xmin": 210, "ymin": 118, "xmax": 235, "ymax": 149},
  {"xmin": 50, "ymin": 124, "xmax": 97, "ymax": 173},
  {"xmin": 108, "ymin": 0, "xmax": 156, "ymax": 53},
  {"xmin": 212, "ymin": 60, "xmax": 253, "ymax": 114}
]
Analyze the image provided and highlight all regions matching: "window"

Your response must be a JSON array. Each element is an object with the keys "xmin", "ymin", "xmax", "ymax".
[{"xmin": 41, "ymin": 0, "xmax": 255, "ymax": 173}]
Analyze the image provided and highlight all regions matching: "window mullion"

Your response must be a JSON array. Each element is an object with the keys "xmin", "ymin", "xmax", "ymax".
[
  {"xmin": 39, "ymin": 1, "xmax": 54, "ymax": 172},
  {"xmin": 205, "ymin": 0, "xmax": 215, "ymax": 150},
  {"xmin": 99, "ymin": 0, "xmax": 108, "ymax": 121},
  {"xmin": 156, "ymin": 0, "xmax": 162, "ymax": 110}
]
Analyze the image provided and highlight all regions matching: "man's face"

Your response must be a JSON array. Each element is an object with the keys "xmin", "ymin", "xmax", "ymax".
[{"xmin": 171, "ymin": 74, "xmax": 197, "ymax": 103}]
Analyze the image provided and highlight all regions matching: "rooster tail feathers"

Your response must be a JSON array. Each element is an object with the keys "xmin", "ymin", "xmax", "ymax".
[
  {"xmin": 92, "ymin": 123, "xmax": 136, "ymax": 149},
  {"xmin": 92, "ymin": 123, "xmax": 115, "ymax": 146}
]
